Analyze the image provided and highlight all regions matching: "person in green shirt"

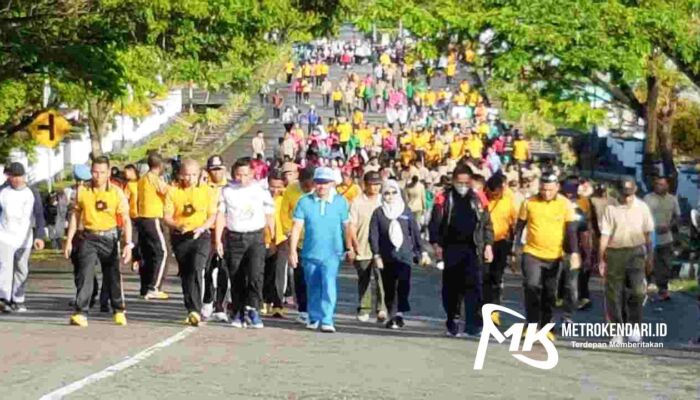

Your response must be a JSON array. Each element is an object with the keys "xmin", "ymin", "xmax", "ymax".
[{"xmin": 363, "ymin": 85, "xmax": 375, "ymax": 113}]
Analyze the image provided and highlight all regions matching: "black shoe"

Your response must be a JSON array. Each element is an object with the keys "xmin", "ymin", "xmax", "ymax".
[
  {"xmin": 386, "ymin": 318, "xmax": 399, "ymax": 329},
  {"xmin": 100, "ymin": 305, "xmax": 110, "ymax": 313},
  {"xmin": 395, "ymin": 315, "xmax": 405, "ymax": 328},
  {"xmin": 446, "ymin": 319, "xmax": 458, "ymax": 337}
]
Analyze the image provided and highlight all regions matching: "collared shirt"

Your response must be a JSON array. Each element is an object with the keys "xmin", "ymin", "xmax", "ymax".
[
  {"xmin": 125, "ymin": 180, "xmax": 139, "ymax": 219},
  {"xmin": 0, "ymin": 185, "xmax": 35, "ymax": 248},
  {"xmin": 488, "ymin": 195, "xmax": 517, "ymax": 242},
  {"xmin": 220, "ymin": 182, "xmax": 274, "ymax": 233},
  {"xmin": 349, "ymin": 194, "xmax": 381, "ymax": 260},
  {"xmin": 519, "ymin": 194, "xmax": 577, "ymax": 260},
  {"xmin": 643, "ymin": 192, "xmax": 680, "ymax": 246},
  {"xmin": 293, "ymin": 192, "xmax": 349, "ymax": 261},
  {"xmin": 75, "ymin": 184, "xmax": 129, "ymax": 232},
  {"xmin": 164, "ymin": 184, "xmax": 217, "ymax": 232},
  {"xmin": 601, "ymin": 197, "xmax": 654, "ymax": 249}
]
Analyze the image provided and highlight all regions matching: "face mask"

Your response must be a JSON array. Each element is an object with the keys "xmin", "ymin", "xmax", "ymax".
[{"xmin": 454, "ymin": 184, "xmax": 469, "ymax": 196}]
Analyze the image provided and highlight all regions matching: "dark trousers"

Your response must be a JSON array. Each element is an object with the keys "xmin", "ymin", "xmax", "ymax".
[
  {"xmin": 442, "ymin": 244, "xmax": 482, "ymax": 331},
  {"xmin": 138, "ymin": 218, "xmax": 168, "ymax": 295},
  {"xmin": 295, "ymin": 92, "xmax": 302, "ymax": 104},
  {"xmin": 333, "ymin": 101, "xmax": 342, "ymax": 116},
  {"xmin": 74, "ymin": 233, "xmax": 124, "ymax": 314},
  {"xmin": 522, "ymin": 253, "xmax": 560, "ymax": 326},
  {"xmin": 273, "ymin": 107, "xmax": 281, "ymax": 118},
  {"xmin": 355, "ymin": 259, "xmax": 386, "ymax": 314},
  {"xmin": 605, "ymin": 247, "xmax": 646, "ymax": 324},
  {"xmin": 224, "ymin": 230, "xmax": 266, "ymax": 315},
  {"xmin": 131, "ymin": 218, "xmax": 142, "ymax": 263},
  {"xmin": 382, "ymin": 260, "xmax": 411, "ymax": 314},
  {"xmin": 323, "ymin": 94, "xmax": 330, "ymax": 108},
  {"xmin": 558, "ymin": 258, "xmax": 579, "ymax": 319},
  {"xmin": 286, "ymin": 73, "xmax": 292, "ymax": 84},
  {"xmin": 213, "ymin": 257, "xmax": 230, "ymax": 313},
  {"xmin": 71, "ymin": 234, "xmax": 106, "ymax": 308},
  {"xmin": 263, "ymin": 241, "xmax": 289, "ymax": 308},
  {"xmin": 294, "ymin": 257, "xmax": 307, "ymax": 313},
  {"xmin": 578, "ymin": 268, "xmax": 591, "ymax": 300},
  {"xmin": 483, "ymin": 240, "xmax": 510, "ymax": 305},
  {"xmin": 653, "ymin": 243, "xmax": 673, "ymax": 292},
  {"xmin": 172, "ymin": 232, "xmax": 210, "ymax": 313}
]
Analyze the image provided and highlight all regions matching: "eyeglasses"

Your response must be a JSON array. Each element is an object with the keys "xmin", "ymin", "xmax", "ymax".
[{"xmin": 383, "ymin": 190, "xmax": 398, "ymax": 196}]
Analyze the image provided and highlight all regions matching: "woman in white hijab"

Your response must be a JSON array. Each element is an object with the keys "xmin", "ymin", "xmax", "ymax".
[{"xmin": 369, "ymin": 180, "xmax": 430, "ymax": 329}]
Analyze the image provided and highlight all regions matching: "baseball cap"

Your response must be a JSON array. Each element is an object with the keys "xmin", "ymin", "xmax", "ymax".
[
  {"xmin": 4, "ymin": 162, "xmax": 25, "ymax": 177},
  {"xmin": 313, "ymin": 167, "xmax": 335, "ymax": 183},
  {"xmin": 73, "ymin": 164, "xmax": 91, "ymax": 181},
  {"xmin": 282, "ymin": 162, "xmax": 298, "ymax": 174},
  {"xmin": 363, "ymin": 171, "xmax": 381, "ymax": 184},
  {"xmin": 540, "ymin": 171, "xmax": 559, "ymax": 184},
  {"xmin": 618, "ymin": 176, "xmax": 637, "ymax": 196},
  {"xmin": 206, "ymin": 155, "xmax": 225, "ymax": 170}
]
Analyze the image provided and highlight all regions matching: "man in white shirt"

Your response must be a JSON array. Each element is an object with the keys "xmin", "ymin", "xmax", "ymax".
[
  {"xmin": 0, "ymin": 162, "xmax": 45, "ymax": 313},
  {"xmin": 215, "ymin": 158, "xmax": 275, "ymax": 329}
]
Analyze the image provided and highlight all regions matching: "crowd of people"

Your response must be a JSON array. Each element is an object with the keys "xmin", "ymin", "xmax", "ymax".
[{"xmin": 0, "ymin": 34, "xmax": 694, "ymax": 344}]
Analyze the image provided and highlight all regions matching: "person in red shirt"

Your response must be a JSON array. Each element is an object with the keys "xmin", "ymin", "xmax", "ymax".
[{"xmin": 250, "ymin": 155, "xmax": 269, "ymax": 181}]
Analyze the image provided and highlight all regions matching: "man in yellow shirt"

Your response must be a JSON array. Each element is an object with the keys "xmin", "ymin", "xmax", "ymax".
[
  {"xmin": 332, "ymin": 87, "xmax": 343, "ymax": 117},
  {"xmin": 262, "ymin": 170, "xmax": 288, "ymax": 318},
  {"xmin": 284, "ymin": 60, "xmax": 295, "ymax": 84},
  {"xmin": 123, "ymin": 164, "xmax": 141, "ymax": 271},
  {"xmin": 511, "ymin": 173, "xmax": 580, "ymax": 339},
  {"xmin": 446, "ymin": 62, "xmax": 457, "ymax": 84},
  {"xmin": 459, "ymin": 79, "xmax": 470, "ymax": 94},
  {"xmin": 512, "ymin": 134, "xmax": 530, "ymax": 164},
  {"xmin": 464, "ymin": 132, "xmax": 484, "ymax": 160},
  {"xmin": 137, "ymin": 152, "xmax": 170, "ymax": 300},
  {"xmin": 337, "ymin": 171, "xmax": 361, "ymax": 203},
  {"xmin": 64, "ymin": 156, "xmax": 133, "ymax": 327},
  {"xmin": 163, "ymin": 159, "xmax": 218, "ymax": 326},
  {"xmin": 484, "ymin": 174, "xmax": 518, "ymax": 326},
  {"xmin": 280, "ymin": 167, "xmax": 316, "ymax": 324},
  {"xmin": 449, "ymin": 137, "xmax": 465, "ymax": 160},
  {"xmin": 337, "ymin": 117, "xmax": 352, "ymax": 149}
]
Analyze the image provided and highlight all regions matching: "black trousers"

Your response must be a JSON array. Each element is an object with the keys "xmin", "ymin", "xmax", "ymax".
[
  {"xmin": 578, "ymin": 268, "xmax": 591, "ymax": 300},
  {"xmin": 323, "ymin": 94, "xmax": 330, "ymax": 108},
  {"xmin": 558, "ymin": 258, "xmax": 579, "ymax": 319},
  {"xmin": 382, "ymin": 260, "xmax": 412, "ymax": 314},
  {"xmin": 442, "ymin": 244, "xmax": 482, "ymax": 330},
  {"xmin": 294, "ymin": 257, "xmax": 307, "ymax": 313},
  {"xmin": 172, "ymin": 232, "xmax": 210, "ymax": 313},
  {"xmin": 224, "ymin": 230, "xmax": 266, "ymax": 315},
  {"xmin": 71, "ymin": 233, "xmax": 105, "ymax": 308},
  {"xmin": 483, "ymin": 240, "xmax": 510, "ymax": 305},
  {"xmin": 273, "ymin": 107, "xmax": 281, "ymax": 118},
  {"xmin": 138, "ymin": 218, "xmax": 168, "ymax": 295},
  {"xmin": 263, "ymin": 241, "xmax": 289, "ymax": 308},
  {"xmin": 333, "ymin": 101, "xmax": 342, "ymax": 116},
  {"xmin": 74, "ymin": 233, "xmax": 124, "ymax": 314},
  {"xmin": 522, "ymin": 253, "xmax": 560, "ymax": 326}
]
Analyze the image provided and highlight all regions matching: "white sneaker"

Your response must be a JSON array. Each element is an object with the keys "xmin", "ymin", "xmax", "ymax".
[
  {"xmin": 305, "ymin": 321, "xmax": 320, "ymax": 330},
  {"xmin": 296, "ymin": 312, "xmax": 309, "ymax": 325},
  {"xmin": 356, "ymin": 313, "xmax": 370, "ymax": 322},
  {"xmin": 211, "ymin": 312, "xmax": 229, "ymax": 323},
  {"xmin": 610, "ymin": 335, "xmax": 625, "ymax": 345},
  {"xmin": 201, "ymin": 303, "xmax": 214, "ymax": 319},
  {"xmin": 320, "ymin": 324, "xmax": 336, "ymax": 333},
  {"xmin": 628, "ymin": 332, "xmax": 642, "ymax": 343}
]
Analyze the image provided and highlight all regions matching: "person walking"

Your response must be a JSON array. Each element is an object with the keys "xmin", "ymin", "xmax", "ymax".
[
  {"xmin": 215, "ymin": 158, "xmax": 275, "ymax": 328},
  {"xmin": 347, "ymin": 171, "xmax": 387, "ymax": 323},
  {"xmin": 288, "ymin": 167, "xmax": 350, "ymax": 333},
  {"xmin": 0, "ymin": 162, "xmax": 46, "ymax": 313},
  {"xmin": 64, "ymin": 156, "xmax": 133, "ymax": 327},
  {"xmin": 599, "ymin": 176, "xmax": 655, "ymax": 344},
  {"xmin": 252, "ymin": 131, "xmax": 266, "ymax": 159},
  {"xmin": 370, "ymin": 179, "xmax": 429, "ymax": 329},
  {"xmin": 429, "ymin": 164, "xmax": 495, "ymax": 337},
  {"xmin": 262, "ymin": 170, "xmax": 288, "ymax": 318},
  {"xmin": 203, "ymin": 155, "xmax": 229, "ymax": 321}
]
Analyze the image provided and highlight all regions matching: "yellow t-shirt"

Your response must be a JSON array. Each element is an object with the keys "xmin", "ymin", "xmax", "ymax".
[
  {"xmin": 449, "ymin": 140, "xmax": 464, "ymax": 160},
  {"xmin": 352, "ymin": 111, "xmax": 364, "ymax": 126},
  {"xmin": 446, "ymin": 63, "xmax": 456, "ymax": 76},
  {"xmin": 76, "ymin": 184, "xmax": 129, "ymax": 231},
  {"xmin": 400, "ymin": 150, "xmax": 416, "ymax": 167},
  {"xmin": 125, "ymin": 180, "xmax": 139, "ymax": 219},
  {"xmin": 488, "ymin": 196, "xmax": 518, "ymax": 242},
  {"xmin": 453, "ymin": 93, "xmax": 467, "ymax": 106},
  {"xmin": 413, "ymin": 132, "xmax": 431, "ymax": 150},
  {"xmin": 337, "ymin": 183, "xmax": 361, "ymax": 203},
  {"xmin": 164, "ymin": 184, "xmax": 217, "ymax": 232},
  {"xmin": 321, "ymin": 63, "xmax": 329, "ymax": 75},
  {"xmin": 380, "ymin": 53, "xmax": 391, "ymax": 66},
  {"xmin": 337, "ymin": 123, "xmax": 352, "ymax": 142},
  {"xmin": 519, "ymin": 194, "xmax": 577, "ymax": 260},
  {"xmin": 460, "ymin": 81, "xmax": 470, "ymax": 94},
  {"xmin": 332, "ymin": 90, "xmax": 343, "ymax": 101},
  {"xmin": 513, "ymin": 140, "xmax": 530, "ymax": 161},
  {"xmin": 356, "ymin": 128, "xmax": 373, "ymax": 148},
  {"xmin": 424, "ymin": 91, "xmax": 437, "ymax": 106},
  {"xmin": 137, "ymin": 172, "xmax": 166, "ymax": 218},
  {"xmin": 284, "ymin": 62, "xmax": 295, "ymax": 74},
  {"xmin": 302, "ymin": 64, "xmax": 311, "ymax": 77},
  {"xmin": 465, "ymin": 138, "xmax": 483, "ymax": 158}
]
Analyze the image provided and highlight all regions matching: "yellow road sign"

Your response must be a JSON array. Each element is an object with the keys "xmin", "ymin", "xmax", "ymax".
[{"xmin": 28, "ymin": 110, "xmax": 71, "ymax": 148}]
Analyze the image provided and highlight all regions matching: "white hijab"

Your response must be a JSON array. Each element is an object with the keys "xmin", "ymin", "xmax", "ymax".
[{"xmin": 381, "ymin": 180, "xmax": 405, "ymax": 251}]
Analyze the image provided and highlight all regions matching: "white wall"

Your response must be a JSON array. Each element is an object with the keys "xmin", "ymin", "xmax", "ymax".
[{"xmin": 1, "ymin": 90, "xmax": 182, "ymax": 185}]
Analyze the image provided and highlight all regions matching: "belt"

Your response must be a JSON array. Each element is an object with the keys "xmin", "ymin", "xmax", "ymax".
[
  {"xmin": 173, "ymin": 230, "xmax": 210, "ymax": 239},
  {"xmin": 85, "ymin": 228, "xmax": 118, "ymax": 237},
  {"xmin": 226, "ymin": 229, "xmax": 264, "ymax": 235}
]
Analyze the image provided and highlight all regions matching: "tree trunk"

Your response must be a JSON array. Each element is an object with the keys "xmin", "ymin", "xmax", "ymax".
[
  {"xmin": 642, "ymin": 74, "xmax": 660, "ymax": 190},
  {"xmin": 658, "ymin": 101, "xmax": 678, "ymax": 193},
  {"xmin": 87, "ymin": 95, "xmax": 113, "ymax": 159}
]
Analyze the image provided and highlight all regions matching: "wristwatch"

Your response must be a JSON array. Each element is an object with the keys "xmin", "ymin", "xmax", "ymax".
[{"xmin": 125, "ymin": 242, "xmax": 135, "ymax": 250}]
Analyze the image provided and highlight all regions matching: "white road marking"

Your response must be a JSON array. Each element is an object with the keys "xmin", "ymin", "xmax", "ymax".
[{"xmin": 39, "ymin": 327, "xmax": 197, "ymax": 400}]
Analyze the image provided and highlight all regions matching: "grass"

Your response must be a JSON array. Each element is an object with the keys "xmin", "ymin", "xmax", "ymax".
[{"xmin": 30, "ymin": 248, "xmax": 64, "ymax": 263}]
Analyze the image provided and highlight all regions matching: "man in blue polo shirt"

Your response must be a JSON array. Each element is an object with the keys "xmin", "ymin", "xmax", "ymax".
[{"xmin": 289, "ymin": 167, "xmax": 350, "ymax": 333}]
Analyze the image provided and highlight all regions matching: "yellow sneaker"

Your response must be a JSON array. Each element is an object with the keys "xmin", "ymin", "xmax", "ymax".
[
  {"xmin": 187, "ymin": 311, "xmax": 201, "ymax": 327},
  {"xmin": 546, "ymin": 331, "xmax": 556, "ymax": 342},
  {"xmin": 114, "ymin": 311, "xmax": 127, "ymax": 326},
  {"xmin": 260, "ymin": 303, "xmax": 271, "ymax": 316},
  {"xmin": 70, "ymin": 314, "xmax": 88, "ymax": 327},
  {"xmin": 490, "ymin": 311, "xmax": 501, "ymax": 327},
  {"xmin": 555, "ymin": 298, "xmax": 564, "ymax": 308},
  {"xmin": 144, "ymin": 290, "xmax": 169, "ymax": 300},
  {"xmin": 271, "ymin": 307, "xmax": 286, "ymax": 318}
]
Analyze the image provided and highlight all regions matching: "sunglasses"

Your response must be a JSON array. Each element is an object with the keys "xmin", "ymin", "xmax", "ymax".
[{"xmin": 383, "ymin": 190, "xmax": 398, "ymax": 196}]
